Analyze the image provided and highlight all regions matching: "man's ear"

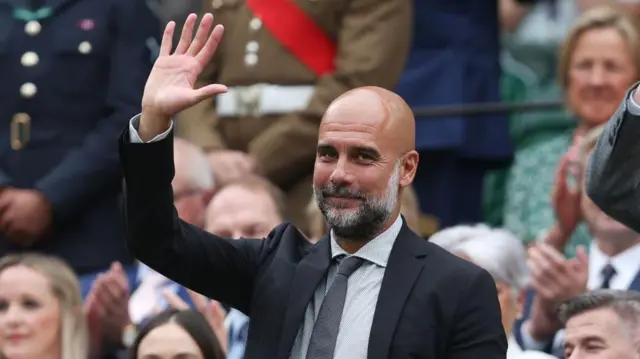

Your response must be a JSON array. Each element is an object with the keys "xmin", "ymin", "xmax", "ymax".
[{"xmin": 399, "ymin": 150, "xmax": 419, "ymax": 188}]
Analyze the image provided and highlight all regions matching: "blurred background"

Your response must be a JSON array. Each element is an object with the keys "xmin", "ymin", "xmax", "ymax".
[{"xmin": 0, "ymin": 0, "xmax": 639, "ymax": 358}]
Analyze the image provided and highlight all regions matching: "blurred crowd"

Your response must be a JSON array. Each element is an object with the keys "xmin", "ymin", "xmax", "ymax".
[{"xmin": 0, "ymin": 0, "xmax": 640, "ymax": 359}]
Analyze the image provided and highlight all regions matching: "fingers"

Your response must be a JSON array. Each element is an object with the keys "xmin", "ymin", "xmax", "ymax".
[
  {"xmin": 194, "ymin": 83, "xmax": 228, "ymax": 103},
  {"xmin": 528, "ymin": 244, "xmax": 566, "ymax": 297},
  {"xmin": 174, "ymin": 14, "xmax": 198, "ymax": 55},
  {"xmin": 195, "ymin": 23, "xmax": 224, "ymax": 66},
  {"xmin": 187, "ymin": 13, "xmax": 214, "ymax": 57},
  {"xmin": 187, "ymin": 289, "xmax": 208, "ymax": 314},
  {"xmin": 576, "ymin": 245, "xmax": 589, "ymax": 267},
  {"xmin": 158, "ymin": 21, "xmax": 175, "ymax": 57},
  {"xmin": 162, "ymin": 289, "xmax": 190, "ymax": 310}
]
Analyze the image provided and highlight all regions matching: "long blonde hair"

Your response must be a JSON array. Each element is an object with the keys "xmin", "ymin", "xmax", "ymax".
[{"xmin": 0, "ymin": 253, "xmax": 88, "ymax": 359}]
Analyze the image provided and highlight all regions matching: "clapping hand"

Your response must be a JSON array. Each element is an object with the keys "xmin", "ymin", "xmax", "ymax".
[
  {"xmin": 162, "ymin": 289, "xmax": 228, "ymax": 354},
  {"xmin": 551, "ymin": 136, "xmax": 584, "ymax": 238},
  {"xmin": 139, "ymin": 13, "xmax": 228, "ymax": 140}
]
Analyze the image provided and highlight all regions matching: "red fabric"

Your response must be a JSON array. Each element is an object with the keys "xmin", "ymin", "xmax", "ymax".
[{"xmin": 245, "ymin": 0, "xmax": 336, "ymax": 76}]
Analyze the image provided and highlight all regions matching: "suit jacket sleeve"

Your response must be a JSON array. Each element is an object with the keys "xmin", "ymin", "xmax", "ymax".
[
  {"xmin": 448, "ymin": 268, "xmax": 507, "ymax": 359},
  {"xmin": 586, "ymin": 82, "xmax": 640, "ymax": 234},
  {"xmin": 33, "ymin": 0, "xmax": 159, "ymax": 225},
  {"xmin": 247, "ymin": 0, "xmax": 413, "ymax": 187},
  {"xmin": 119, "ymin": 127, "xmax": 285, "ymax": 313}
]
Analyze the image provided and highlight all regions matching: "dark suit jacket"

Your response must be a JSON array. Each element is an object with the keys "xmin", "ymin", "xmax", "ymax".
[
  {"xmin": 586, "ymin": 83, "xmax": 640, "ymax": 233},
  {"xmin": 0, "ymin": 0, "xmax": 160, "ymax": 274},
  {"xmin": 119, "ymin": 128, "xmax": 507, "ymax": 359}
]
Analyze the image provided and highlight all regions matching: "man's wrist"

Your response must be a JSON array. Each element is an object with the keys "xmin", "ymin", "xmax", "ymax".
[{"xmin": 139, "ymin": 109, "xmax": 171, "ymax": 141}]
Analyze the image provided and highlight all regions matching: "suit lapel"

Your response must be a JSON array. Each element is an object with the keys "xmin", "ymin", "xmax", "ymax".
[
  {"xmin": 629, "ymin": 269, "xmax": 640, "ymax": 291},
  {"xmin": 276, "ymin": 234, "xmax": 332, "ymax": 359},
  {"xmin": 367, "ymin": 224, "xmax": 427, "ymax": 359}
]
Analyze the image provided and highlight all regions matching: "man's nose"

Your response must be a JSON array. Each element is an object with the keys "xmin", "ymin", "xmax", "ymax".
[{"xmin": 329, "ymin": 159, "xmax": 354, "ymax": 185}]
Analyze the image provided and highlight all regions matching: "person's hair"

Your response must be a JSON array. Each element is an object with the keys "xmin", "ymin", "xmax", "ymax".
[
  {"xmin": 558, "ymin": 6, "xmax": 640, "ymax": 91},
  {"xmin": 174, "ymin": 138, "xmax": 214, "ymax": 191},
  {"xmin": 558, "ymin": 289, "xmax": 640, "ymax": 338},
  {"xmin": 128, "ymin": 309, "xmax": 225, "ymax": 359},
  {"xmin": 215, "ymin": 174, "xmax": 288, "ymax": 220},
  {"xmin": 429, "ymin": 224, "xmax": 529, "ymax": 291},
  {"xmin": 0, "ymin": 253, "xmax": 88, "ymax": 359}
]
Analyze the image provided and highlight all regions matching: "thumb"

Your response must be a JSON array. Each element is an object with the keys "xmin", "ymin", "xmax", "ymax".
[{"xmin": 193, "ymin": 84, "xmax": 227, "ymax": 104}]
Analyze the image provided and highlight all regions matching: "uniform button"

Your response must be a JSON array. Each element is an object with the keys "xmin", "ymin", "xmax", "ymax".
[
  {"xmin": 78, "ymin": 41, "xmax": 92, "ymax": 54},
  {"xmin": 249, "ymin": 17, "xmax": 262, "ymax": 31},
  {"xmin": 24, "ymin": 20, "xmax": 41, "ymax": 36},
  {"xmin": 246, "ymin": 41, "xmax": 259, "ymax": 53},
  {"xmin": 211, "ymin": 0, "xmax": 223, "ymax": 9},
  {"xmin": 20, "ymin": 52, "xmax": 39, "ymax": 67},
  {"xmin": 20, "ymin": 82, "xmax": 37, "ymax": 98},
  {"xmin": 244, "ymin": 53, "xmax": 258, "ymax": 66}
]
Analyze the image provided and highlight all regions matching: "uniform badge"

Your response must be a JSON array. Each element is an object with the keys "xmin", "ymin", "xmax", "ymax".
[{"xmin": 78, "ymin": 19, "xmax": 95, "ymax": 31}]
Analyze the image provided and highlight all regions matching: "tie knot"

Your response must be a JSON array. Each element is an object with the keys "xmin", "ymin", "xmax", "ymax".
[
  {"xmin": 602, "ymin": 263, "xmax": 617, "ymax": 278},
  {"xmin": 337, "ymin": 256, "xmax": 364, "ymax": 277}
]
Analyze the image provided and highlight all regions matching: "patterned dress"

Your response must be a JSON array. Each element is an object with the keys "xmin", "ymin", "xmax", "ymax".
[{"xmin": 484, "ymin": 4, "xmax": 592, "ymax": 257}]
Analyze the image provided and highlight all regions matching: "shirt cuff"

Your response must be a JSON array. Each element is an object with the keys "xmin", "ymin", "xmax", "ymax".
[
  {"xmin": 128, "ymin": 113, "xmax": 174, "ymax": 143},
  {"xmin": 627, "ymin": 89, "xmax": 640, "ymax": 116},
  {"xmin": 519, "ymin": 321, "xmax": 552, "ymax": 351}
]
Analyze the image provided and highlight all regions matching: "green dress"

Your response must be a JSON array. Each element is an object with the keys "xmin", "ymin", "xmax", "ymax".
[{"xmin": 484, "ymin": 10, "xmax": 592, "ymax": 257}]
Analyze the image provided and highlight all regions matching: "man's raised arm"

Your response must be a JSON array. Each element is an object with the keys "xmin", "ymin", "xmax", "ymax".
[
  {"xmin": 586, "ymin": 82, "xmax": 640, "ymax": 233},
  {"xmin": 118, "ymin": 14, "xmax": 278, "ymax": 314}
]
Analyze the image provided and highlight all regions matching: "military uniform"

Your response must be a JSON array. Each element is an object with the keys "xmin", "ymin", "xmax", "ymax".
[
  {"xmin": 177, "ymin": 0, "xmax": 412, "ymax": 231},
  {"xmin": 0, "ymin": 0, "xmax": 159, "ymax": 274}
]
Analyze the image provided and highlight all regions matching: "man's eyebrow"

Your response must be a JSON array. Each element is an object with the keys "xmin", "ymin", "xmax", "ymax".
[{"xmin": 317, "ymin": 143, "xmax": 335, "ymax": 152}]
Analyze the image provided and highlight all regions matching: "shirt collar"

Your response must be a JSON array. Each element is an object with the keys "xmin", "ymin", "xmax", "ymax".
[
  {"xmin": 329, "ymin": 215, "xmax": 403, "ymax": 268},
  {"xmin": 588, "ymin": 241, "xmax": 640, "ymax": 287}
]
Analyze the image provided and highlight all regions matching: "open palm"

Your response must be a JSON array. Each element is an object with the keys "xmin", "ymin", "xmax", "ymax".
[{"xmin": 142, "ymin": 13, "xmax": 228, "ymax": 119}]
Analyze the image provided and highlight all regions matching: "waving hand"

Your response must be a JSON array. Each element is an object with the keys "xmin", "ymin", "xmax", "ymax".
[{"xmin": 139, "ymin": 14, "xmax": 227, "ymax": 139}]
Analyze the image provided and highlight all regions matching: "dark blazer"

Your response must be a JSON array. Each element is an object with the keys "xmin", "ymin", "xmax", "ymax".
[
  {"xmin": 119, "ymin": 128, "xmax": 507, "ymax": 359},
  {"xmin": 586, "ymin": 83, "xmax": 640, "ymax": 233},
  {"xmin": 0, "ymin": 0, "xmax": 160, "ymax": 274}
]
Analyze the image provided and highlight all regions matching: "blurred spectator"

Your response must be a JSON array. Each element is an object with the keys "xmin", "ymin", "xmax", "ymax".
[
  {"xmin": 201, "ymin": 175, "xmax": 286, "ymax": 359},
  {"xmin": 515, "ymin": 136, "xmax": 640, "ymax": 358},
  {"xmin": 172, "ymin": 138, "xmax": 215, "ymax": 228},
  {"xmin": 83, "ymin": 138, "xmax": 216, "ymax": 356},
  {"xmin": 0, "ymin": 0, "xmax": 159, "ymax": 278},
  {"xmin": 429, "ymin": 224, "xmax": 555, "ymax": 359},
  {"xmin": 558, "ymin": 289, "xmax": 640, "ymax": 359},
  {"xmin": 491, "ymin": 6, "xmax": 640, "ymax": 257},
  {"xmin": 204, "ymin": 175, "xmax": 286, "ymax": 239},
  {"xmin": 0, "ymin": 253, "xmax": 89, "ymax": 359},
  {"xmin": 177, "ymin": 0, "xmax": 412, "ymax": 233},
  {"xmin": 394, "ymin": 0, "xmax": 513, "ymax": 235},
  {"xmin": 305, "ymin": 184, "xmax": 423, "ymax": 242},
  {"xmin": 127, "ymin": 309, "xmax": 225, "ymax": 359}
]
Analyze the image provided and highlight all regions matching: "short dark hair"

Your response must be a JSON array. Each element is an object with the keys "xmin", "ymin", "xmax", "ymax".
[
  {"xmin": 558, "ymin": 289, "xmax": 640, "ymax": 334},
  {"xmin": 128, "ymin": 309, "xmax": 225, "ymax": 359}
]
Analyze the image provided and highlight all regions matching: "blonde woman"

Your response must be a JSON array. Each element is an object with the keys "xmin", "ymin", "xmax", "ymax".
[
  {"xmin": 0, "ymin": 254, "xmax": 89, "ymax": 359},
  {"xmin": 501, "ymin": 6, "xmax": 640, "ymax": 258}
]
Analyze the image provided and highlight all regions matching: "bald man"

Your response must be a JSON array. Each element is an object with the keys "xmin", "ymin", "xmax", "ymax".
[{"xmin": 119, "ymin": 15, "xmax": 506, "ymax": 359}]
